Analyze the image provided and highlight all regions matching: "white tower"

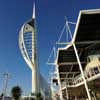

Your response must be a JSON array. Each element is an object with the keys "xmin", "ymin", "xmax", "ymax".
[{"xmin": 19, "ymin": 4, "xmax": 39, "ymax": 94}]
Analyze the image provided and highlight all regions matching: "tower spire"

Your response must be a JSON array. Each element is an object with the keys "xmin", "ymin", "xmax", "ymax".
[{"xmin": 32, "ymin": 3, "xmax": 35, "ymax": 19}]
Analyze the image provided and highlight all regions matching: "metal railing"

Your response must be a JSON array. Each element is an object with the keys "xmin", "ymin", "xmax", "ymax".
[{"xmin": 61, "ymin": 66, "xmax": 100, "ymax": 89}]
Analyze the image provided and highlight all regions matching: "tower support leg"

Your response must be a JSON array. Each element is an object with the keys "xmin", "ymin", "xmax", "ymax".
[{"xmin": 32, "ymin": 68, "xmax": 36, "ymax": 94}]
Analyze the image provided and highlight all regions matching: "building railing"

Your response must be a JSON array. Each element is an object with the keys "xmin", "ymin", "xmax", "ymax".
[{"xmin": 61, "ymin": 66, "xmax": 100, "ymax": 89}]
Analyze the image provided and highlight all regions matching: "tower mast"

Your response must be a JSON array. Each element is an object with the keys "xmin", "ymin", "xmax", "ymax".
[{"xmin": 32, "ymin": 3, "xmax": 39, "ymax": 94}]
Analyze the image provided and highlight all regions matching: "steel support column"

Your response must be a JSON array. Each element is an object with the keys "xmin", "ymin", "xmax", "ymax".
[
  {"xmin": 73, "ymin": 43, "xmax": 91, "ymax": 100},
  {"xmin": 56, "ymin": 65, "xmax": 64, "ymax": 100}
]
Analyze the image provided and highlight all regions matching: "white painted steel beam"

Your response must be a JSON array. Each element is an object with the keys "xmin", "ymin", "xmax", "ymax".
[{"xmin": 73, "ymin": 43, "xmax": 91, "ymax": 100}]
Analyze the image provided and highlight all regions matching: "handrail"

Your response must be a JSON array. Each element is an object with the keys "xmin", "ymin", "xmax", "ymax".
[{"xmin": 61, "ymin": 66, "xmax": 100, "ymax": 89}]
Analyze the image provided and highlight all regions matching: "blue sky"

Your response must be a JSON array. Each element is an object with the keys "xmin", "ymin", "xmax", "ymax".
[{"xmin": 0, "ymin": 0, "xmax": 100, "ymax": 96}]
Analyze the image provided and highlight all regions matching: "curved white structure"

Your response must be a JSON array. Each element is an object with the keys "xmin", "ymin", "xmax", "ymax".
[{"xmin": 19, "ymin": 5, "xmax": 39, "ymax": 94}]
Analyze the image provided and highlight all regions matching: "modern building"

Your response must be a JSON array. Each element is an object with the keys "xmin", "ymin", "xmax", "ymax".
[{"xmin": 51, "ymin": 9, "xmax": 100, "ymax": 100}]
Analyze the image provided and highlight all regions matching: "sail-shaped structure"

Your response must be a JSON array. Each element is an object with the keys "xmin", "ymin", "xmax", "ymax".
[
  {"xmin": 19, "ymin": 4, "xmax": 39, "ymax": 94},
  {"xmin": 19, "ymin": 4, "xmax": 52, "ymax": 100}
]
